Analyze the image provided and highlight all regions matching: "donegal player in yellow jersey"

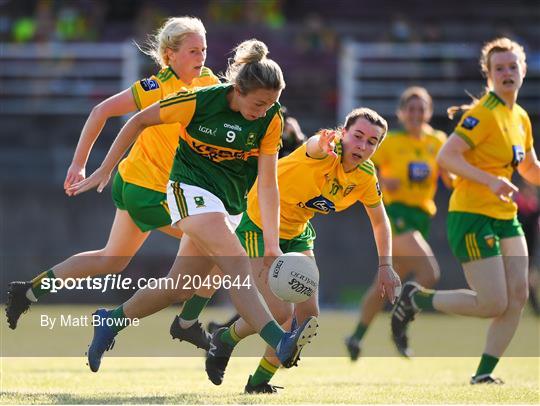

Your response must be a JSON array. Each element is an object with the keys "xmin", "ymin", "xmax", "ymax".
[
  {"xmin": 346, "ymin": 87, "xmax": 453, "ymax": 359},
  {"xmin": 69, "ymin": 39, "xmax": 318, "ymax": 375},
  {"xmin": 391, "ymin": 38, "xmax": 540, "ymax": 384},
  {"xmin": 5, "ymin": 17, "xmax": 219, "ymax": 347},
  {"xmin": 204, "ymin": 108, "xmax": 401, "ymax": 392}
]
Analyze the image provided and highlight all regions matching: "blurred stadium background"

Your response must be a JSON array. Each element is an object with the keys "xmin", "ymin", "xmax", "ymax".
[{"xmin": 0, "ymin": 0, "xmax": 539, "ymax": 307}]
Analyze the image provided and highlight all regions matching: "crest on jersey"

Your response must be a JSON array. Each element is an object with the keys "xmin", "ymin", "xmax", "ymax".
[
  {"xmin": 194, "ymin": 196, "xmax": 205, "ymax": 208},
  {"xmin": 246, "ymin": 133, "xmax": 257, "ymax": 147},
  {"xmin": 484, "ymin": 234, "xmax": 495, "ymax": 248},
  {"xmin": 461, "ymin": 116, "xmax": 479, "ymax": 130},
  {"xmin": 344, "ymin": 184, "xmax": 356, "ymax": 197},
  {"xmin": 511, "ymin": 145, "xmax": 525, "ymax": 168},
  {"xmin": 140, "ymin": 78, "xmax": 159, "ymax": 91}
]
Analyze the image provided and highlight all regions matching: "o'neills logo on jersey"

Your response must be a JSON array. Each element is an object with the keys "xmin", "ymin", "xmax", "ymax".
[
  {"xmin": 198, "ymin": 125, "xmax": 217, "ymax": 136},
  {"xmin": 224, "ymin": 123, "xmax": 242, "ymax": 131}
]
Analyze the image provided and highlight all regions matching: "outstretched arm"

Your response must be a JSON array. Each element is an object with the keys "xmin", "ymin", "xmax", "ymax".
[
  {"xmin": 65, "ymin": 89, "xmax": 137, "ymax": 194},
  {"xmin": 365, "ymin": 203, "xmax": 401, "ymax": 304},
  {"xmin": 306, "ymin": 130, "xmax": 338, "ymax": 159},
  {"xmin": 67, "ymin": 102, "xmax": 162, "ymax": 195}
]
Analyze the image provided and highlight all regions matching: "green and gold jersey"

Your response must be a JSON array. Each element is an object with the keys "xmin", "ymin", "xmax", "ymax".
[
  {"xmin": 119, "ymin": 66, "xmax": 219, "ymax": 192},
  {"xmin": 451, "ymin": 91, "xmax": 534, "ymax": 219},
  {"xmin": 248, "ymin": 141, "xmax": 382, "ymax": 239},
  {"xmin": 159, "ymin": 83, "xmax": 283, "ymax": 215},
  {"xmin": 371, "ymin": 129, "xmax": 446, "ymax": 216}
]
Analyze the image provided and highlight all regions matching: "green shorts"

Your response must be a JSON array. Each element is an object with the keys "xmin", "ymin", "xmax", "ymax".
[
  {"xmin": 235, "ymin": 213, "xmax": 316, "ymax": 258},
  {"xmin": 447, "ymin": 211, "xmax": 524, "ymax": 263},
  {"xmin": 112, "ymin": 172, "xmax": 171, "ymax": 232},
  {"xmin": 386, "ymin": 202, "xmax": 431, "ymax": 240}
]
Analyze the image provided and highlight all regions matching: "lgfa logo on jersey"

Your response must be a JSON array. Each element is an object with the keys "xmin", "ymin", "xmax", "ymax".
[
  {"xmin": 199, "ymin": 126, "xmax": 217, "ymax": 136},
  {"xmin": 461, "ymin": 116, "xmax": 479, "ymax": 130},
  {"xmin": 140, "ymin": 78, "xmax": 159, "ymax": 91}
]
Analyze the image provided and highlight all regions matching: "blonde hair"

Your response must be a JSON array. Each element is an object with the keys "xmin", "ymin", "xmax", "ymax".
[
  {"xmin": 139, "ymin": 16, "xmax": 206, "ymax": 68},
  {"xmin": 399, "ymin": 86, "xmax": 433, "ymax": 111},
  {"xmin": 480, "ymin": 37, "xmax": 526, "ymax": 78},
  {"xmin": 223, "ymin": 39, "xmax": 285, "ymax": 94},
  {"xmin": 448, "ymin": 37, "xmax": 526, "ymax": 119}
]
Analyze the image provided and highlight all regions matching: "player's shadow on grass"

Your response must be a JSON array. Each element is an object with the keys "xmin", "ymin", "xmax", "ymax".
[{"xmin": 1, "ymin": 392, "xmax": 218, "ymax": 404}]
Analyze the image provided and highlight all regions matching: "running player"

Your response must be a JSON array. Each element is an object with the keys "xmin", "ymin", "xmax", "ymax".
[
  {"xmin": 346, "ymin": 87, "xmax": 452, "ymax": 359},
  {"xmin": 204, "ymin": 107, "xmax": 401, "ymax": 391},
  {"xmin": 6, "ymin": 17, "xmax": 218, "ymax": 351},
  {"xmin": 391, "ymin": 37, "xmax": 539, "ymax": 384},
  {"xmin": 68, "ymin": 39, "xmax": 318, "ymax": 373}
]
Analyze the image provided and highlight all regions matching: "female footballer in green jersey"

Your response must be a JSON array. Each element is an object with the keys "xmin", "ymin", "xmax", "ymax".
[
  {"xmin": 6, "ymin": 17, "xmax": 218, "ymax": 347},
  {"xmin": 392, "ymin": 38, "xmax": 540, "ymax": 384},
  {"xmin": 69, "ymin": 39, "xmax": 318, "ymax": 373},
  {"xmin": 346, "ymin": 87, "xmax": 453, "ymax": 359}
]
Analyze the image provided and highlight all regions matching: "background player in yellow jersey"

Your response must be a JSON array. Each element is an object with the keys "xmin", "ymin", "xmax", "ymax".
[
  {"xmin": 391, "ymin": 38, "xmax": 540, "ymax": 384},
  {"xmin": 346, "ymin": 87, "xmax": 453, "ymax": 359},
  {"xmin": 203, "ymin": 108, "xmax": 401, "ymax": 392},
  {"xmin": 5, "ymin": 17, "xmax": 219, "ymax": 344},
  {"xmin": 68, "ymin": 39, "xmax": 318, "ymax": 374}
]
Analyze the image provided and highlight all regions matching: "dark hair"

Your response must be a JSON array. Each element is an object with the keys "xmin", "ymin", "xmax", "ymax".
[{"xmin": 344, "ymin": 107, "xmax": 388, "ymax": 142}]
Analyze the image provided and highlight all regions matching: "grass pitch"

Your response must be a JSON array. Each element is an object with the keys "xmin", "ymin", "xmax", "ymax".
[{"xmin": 1, "ymin": 305, "xmax": 539, "ymax": 404}]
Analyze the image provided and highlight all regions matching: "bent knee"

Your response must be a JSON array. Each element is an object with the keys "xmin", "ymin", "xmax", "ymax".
[
  {"xmin": 95, "ymin": 252, "xmax": 133, "ymax": 273},
  {"xmin": 477, "ymin": 300, "xmax": 507, "ymax": 318},
  {"xmin": 508, "ymin": 284, "xmax": 529, "ymax": 310},
  {"xmin": 272, "ymin": 303, "xmax": 294, "ymax": 325}
]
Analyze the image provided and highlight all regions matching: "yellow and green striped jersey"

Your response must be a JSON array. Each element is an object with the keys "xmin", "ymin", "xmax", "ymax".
[
  {"xmin": 248, "ymin": 141, "xmax": 382, "ymax": 239},
  {"xmin": 118, "ymin": 66, "xmax": 219, "ymax": 192},
  {"xmin": 451, "ymin": 91, "xmax": 534, "ymax": 219},
  {"xmin": 371, "ymin": 128, "xmax": 446, "ymax": 216}
]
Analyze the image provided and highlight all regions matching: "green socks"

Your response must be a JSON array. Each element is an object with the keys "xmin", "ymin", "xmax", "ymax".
[
  {"xmin": 29, "ymin": 269, "xmax": 56, "ymax": 300},
  {"xmin": 108, "ymin": 305, "xmax": 128, "ymax": 333},
  {"xmin": 220, "ymin": 320, "xmax": 285, "ymax": 350},
  {"xmin": 260, "ymin": 321, "xmax": 285, "ymax": 349},
  {"xmin": 475, "ymin": 353, "xmax": 499, "ymax": 377},
  {"xmin": 179, "ymin": 295, "xmax": 210, "ymax": 326},
  {"xmin": 249, "ymin": 357, "xmax": 279, "ymax": 386},
  {"xmin": 412, "ymin": 288, "xmax": 435, "ymax": 311},
  {"xmin": 352, "ymin": 322, "xmax": 368, "ymax": 341},
  {"xmin": 220, "ymin": 323, "xmax": 242, "ymax": 347}
]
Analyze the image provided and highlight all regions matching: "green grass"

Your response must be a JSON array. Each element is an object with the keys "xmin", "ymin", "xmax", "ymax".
[{"xmin": 1, "ymin": 305, "xmax": 539, "ymax": 404}]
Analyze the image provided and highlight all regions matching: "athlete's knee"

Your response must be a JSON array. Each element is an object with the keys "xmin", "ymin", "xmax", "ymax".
[
  {"xmin": 95, "ymin": 250, "xmax": 133, "ymax": 274},
  {"xmin": 507, "ymin": 282, "xmax": 529, "ymax": 310},
  {"xmin": 272, "ymin": 302, "xmax": 294, "ymax": 325},
  {"xmin": 477, "ymin": 296, "xmax": 508, "ymax": 318}
]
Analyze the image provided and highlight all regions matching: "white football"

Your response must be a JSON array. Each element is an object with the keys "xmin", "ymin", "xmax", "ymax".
[{"xmin": 268, "ymin": 252, "xmax": 319, "ymax": 303}]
